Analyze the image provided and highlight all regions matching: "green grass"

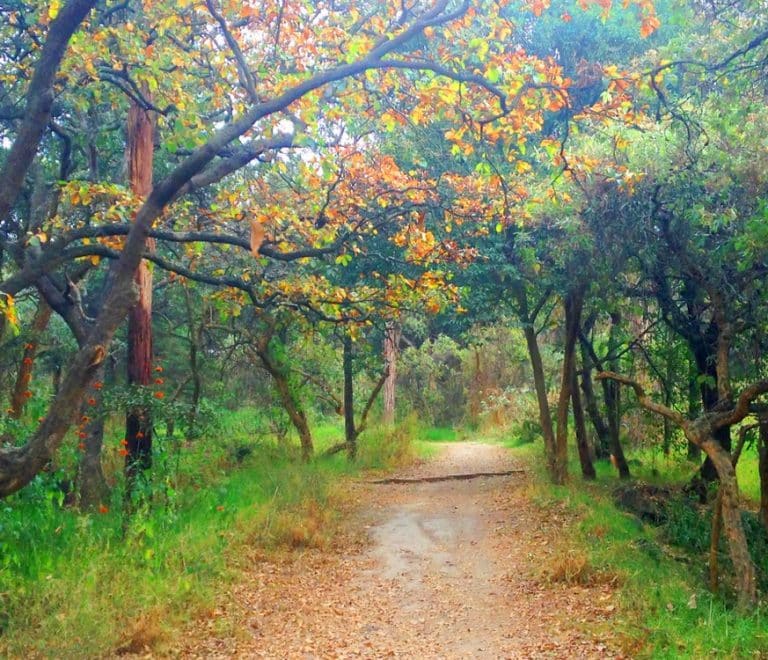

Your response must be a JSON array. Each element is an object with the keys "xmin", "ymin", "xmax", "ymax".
[
  {"xmin": 0, "ymin": 411, "xmax": 419, "ymax": 657},
  {"xmin": 506, "ymin": 441, "xmax": 768, "ymax": 658}
]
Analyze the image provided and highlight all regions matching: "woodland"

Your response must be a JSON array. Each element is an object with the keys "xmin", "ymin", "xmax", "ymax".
[{"xmin": 2, "ymin": 0, "xmax": 768, "ymax": 656}]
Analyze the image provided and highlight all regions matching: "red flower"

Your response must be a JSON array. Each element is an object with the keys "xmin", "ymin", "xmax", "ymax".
[
  {"xmin": 98, "ymin": 504, "xmax": 109, "ymax": 514},
  {"xmin": 78, "ymin": 431, "xmax": 87, "ymax": 439},
  {"xmin": 119, "ymin": 448, "xmax": 130, "ymax": 457},
  {"xmin": 93, "ymin": 381, "xmax": 104, "ymax": 390},
  {"xmin": 87, "ymin": 397, "xmax": 97, "ymax": 406},
  {"xmin": 154, "ymin": 378, "xmax": 164, "ymax": 385},
  {"xmin": 22, "ymin": 357, "xmax": 33, "ymax": 365},
  {"xmin": 154, "ymin": 391, "xmax": 165, "ymax": 400}
]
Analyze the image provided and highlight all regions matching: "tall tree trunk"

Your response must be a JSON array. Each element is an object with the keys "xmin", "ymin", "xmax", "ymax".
[
  {"xmin": 692, "ymin": 342, "xmax": 731, "ymax": 482},
  {"xmin": 76, "ymin": 364, "xmax": 109, "ymax": 510},
  {"xmin": 9, "ymin": 301, "xmax": 51, "ymax": 418},
  {"xmin": 603, "ymin": 312, "xmax": 630, "ymax": 478},
  {"xmin": 701, "ymin": 434, "xmax": 756, "ymax": 610},
  {"xmin": 124, "ymin": 98, "xmax": 155, "ymax": 497},
  {"xmin": 553, "ymin": 290, "xmax": 584, "ymax": 484},
  {"xmin": 343, "ymin": 334, "xmax": 357, "ymax": 460},
  {"xmin": 687, "ymin": 357, "xmax": 702, "ymax": 461},
  {"xmin": 579, "ymin": 341, "xmax": 611, "ymax": 459},
  {"xmin": 571, "ymin": 358, "xmax": 595, "ymax": 480},
  {"xmin": 382, "ymin": 321, "xmax": 399, "ymax": 425},
  {"xmin": 514, "ymin": 285, "xmax": 557, "ymax": 474},
  {"xmin": 255, "ymin": 346, "xmax": 313, "ymax": 461},
  {"xmin": 184, "ymin": 288, "xmax": 203, "ymax": 436}
]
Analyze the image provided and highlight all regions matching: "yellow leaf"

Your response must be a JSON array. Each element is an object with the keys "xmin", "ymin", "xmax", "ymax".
[{"xmin": 49, "ymin": 0, "xmax": 60, "ymax": 19}]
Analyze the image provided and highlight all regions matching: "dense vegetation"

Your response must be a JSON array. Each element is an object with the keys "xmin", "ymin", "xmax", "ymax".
[{"xmin": 2, "ymin": 0, "xmax": 768, "ymax": 654}]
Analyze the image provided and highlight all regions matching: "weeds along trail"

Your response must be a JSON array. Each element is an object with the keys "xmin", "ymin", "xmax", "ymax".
[{"xmin": 176, "ymin": 442, "xmax": 623, "ymax": 659}]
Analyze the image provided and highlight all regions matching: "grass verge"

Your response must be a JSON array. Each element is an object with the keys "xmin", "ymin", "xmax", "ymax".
[
  {"xmin": 507, "ymin": 442, "xmax": 768, "ymax": 659},
  {"xmin": 0, "ymin": 413, "xmax": 417, "ymax": 658}
]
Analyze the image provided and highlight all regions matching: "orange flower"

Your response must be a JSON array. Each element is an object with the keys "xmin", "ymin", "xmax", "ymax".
[
  {"xmin": 22, "ymin": 357, "xmax": 33, "ymax": 365},
  {"xmin": 98, "ymin": 504, "xmax": 109, "ymax": 514},
  {"xmin": 118, "ymin": 448, "xmax": 130, "ymax": 457},
  {"xmin": 22, "ymin": 390, "xmax": 33, "ymax": 398},
  {"xmin": 93, "ymin": 381, "xmax": 103, "ymax": 390},
  {"xmin": 154, "ymin": 366, "xmax": 163, "ymax": 373},
  {"xmin": 24, "ymin": 342, "xmax": 35, "ymax": 350},
  {"xmin": 154, "ymin": 391, "xmax": 165, "ymax": 400},
  {"xmin": 81, "ymin": 415, "xmax": 90, "ymax": 423},
  {"xmin": 87, "ymin": 397, "xmax": 97, "ymax": 406},
  {"xmin": 216, "ymin": 505, "xmax": 225, "ymax": 512},
  {"xmin": 136, "ymin": 431, "xmax": 144, "ymax": 439},
  {"xmin": 6, "ymin": 408, "xmax": 14, "ymax": 414},
  {"xmin": 78, "ymin": 442, "xmax": 86, "ymax": 451},
  {"xmin": 154, "ymin": 378, "xmax": 164, "ymax": 385},
  {"xmin": 120, "ymin": 438, "xmax": 128, "ymax": 446}
]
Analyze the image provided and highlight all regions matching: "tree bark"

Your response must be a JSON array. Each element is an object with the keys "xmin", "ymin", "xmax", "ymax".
[
  {"xmin": 382, "ymin": 321, "xmax": 400, "ymax": 425},
  {"xmin": 9, "ymin": 301, "xmax": 51, "ymax": 418},
  {"xmin": 513, "ymin": 285, "xmax": 556, "ymax": 475},
  {"xmin": 183, "ymin": 288, "xmax": 203, "ymax": 436},
  {"xmin": 76, "ymin": 364, "xmax": 109, "ymax": 510},
  {"xmin": 571, "ymin": 358, "xmax": 596, "ymax": 480},
  {"xmin": 343, "ymin": 334, "xmax": 357, "ymax": 460},
  {"xmin": 256, "ymin": 346, "xmax": 313, "ymax": 461},
  {"xmin": 579, "ymin": 339, "xmax": 611, "ymax": 459},
  {"xmin": 552, "ymin": 290, "xmax": 584, "ymax": 484},
  {"xmin": 702, "ymin": 434, "xmax": 756, "ymax": 610},
  {"xmin": 687, "ymin": 357, "xmax": 702, "ymax": 461},
  {"xmin": 124, "ymin": 98, "xmax": 155, "ymax": 497},
  {"xmin": 598, "ymin": 371, "xmax": 761, "ymax": 610}
]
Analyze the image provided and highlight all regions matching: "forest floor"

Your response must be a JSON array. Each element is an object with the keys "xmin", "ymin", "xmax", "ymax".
[{"xmin": 172, "ymin": 442, "xmax": 626, "ymax": 659}]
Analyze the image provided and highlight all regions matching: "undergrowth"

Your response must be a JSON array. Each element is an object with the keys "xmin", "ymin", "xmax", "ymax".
[
  {"xmin": 0, "ymin": 411, "xmax": 418, "ymax": 658},
  {"xmin": 509, "ymin": 442, "xmax": 768, "ymax": 659}
]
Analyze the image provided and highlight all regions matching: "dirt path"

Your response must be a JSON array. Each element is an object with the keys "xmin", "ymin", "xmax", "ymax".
[{"xmin": 178, "ymin": 443, "xmax": 624, "ymax": 659}]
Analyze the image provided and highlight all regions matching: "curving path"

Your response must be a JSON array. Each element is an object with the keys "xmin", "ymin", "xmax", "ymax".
[{"xmin": 178, "ymin": 442, "xmax": 626, "ymax": 659}]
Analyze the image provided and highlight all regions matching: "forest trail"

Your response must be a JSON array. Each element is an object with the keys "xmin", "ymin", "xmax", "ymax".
[{"xmin": 177, "ymin": 443, "xmax": 625, "ymax": 659}]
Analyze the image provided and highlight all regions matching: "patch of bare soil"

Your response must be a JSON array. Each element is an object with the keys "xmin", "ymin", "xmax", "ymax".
[{"xmin": 171, "ymin": 443, "xmax": 626, "ymax": 659}]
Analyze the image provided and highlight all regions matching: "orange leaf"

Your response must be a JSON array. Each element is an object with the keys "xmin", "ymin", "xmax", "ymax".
[{"xmin": 250, "ymin": 219, "xmax": 265, "ymax": 256}]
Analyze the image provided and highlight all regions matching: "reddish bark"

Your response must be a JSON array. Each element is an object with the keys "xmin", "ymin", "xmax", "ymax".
[
  {"xmin": 125, "ymin": 99, "xmax": 155, "ymax": 489},
  {"xmin": 9, "ymin": 301, "xmax": 51, "ymax": 418}
]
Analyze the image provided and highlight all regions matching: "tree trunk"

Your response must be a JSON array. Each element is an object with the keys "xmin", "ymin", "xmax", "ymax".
[
  {"xmin": 9, "ymin": 300, "xmax": 51, "ymax": 418},
  {"xmin": 256, "ymin": 347, "xmax": 313, "ymax": 461},
  {"xmin": 382, "ymin": 321, "xmax": 399, "ymax": 425},
  {"xmin": 571, "ymin": 358, "xmax": 596, "ymax": 480},
  {"xmin": 687, "ymin": 358, "xmax": 702, "ymax": 461},
  {"xmin": 184, "ymin": 289, "xmax": 203, "ymax": 437},
  {"xmin": 701, "ymin": 434, "xmax": 756, "ymax": 610},
  {"xmin": 124, "ymin": 98, "xmax": 155, "ymax": 498},
  {"xmin": 553, "ymin": 290, "xmax": 584, "ymax": 485},
  {"xmin": 759, "ymin": 416, "xmax": 768, "ymax": 534},
  {"xmin": 343, "ymin": 334, "xmax": 357, "ymax": 460},
  {"xmin": 76, "ymin": 363, "xmax": 109, "ymax": 510},
  {"xmin": 579, "ymin": 342, "xmax": 611, "ymax": 459},
  {"xmin": 603, "ymin": 313, "xmax": 630, "ymax": 478}
]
